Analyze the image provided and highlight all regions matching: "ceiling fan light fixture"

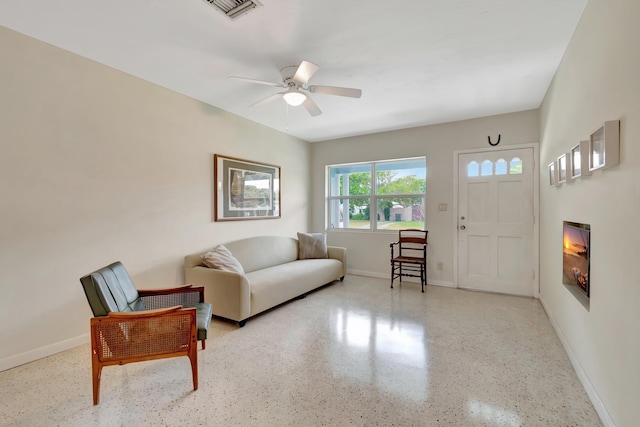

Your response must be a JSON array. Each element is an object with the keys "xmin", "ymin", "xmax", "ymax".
[{"xmin": 282, "ymin": 90, "xmax": 306, "ymax": 106}]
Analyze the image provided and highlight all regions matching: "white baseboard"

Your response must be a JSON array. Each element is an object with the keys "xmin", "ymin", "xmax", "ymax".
[
  {"xmin": 0, "ymin": 333, "xmax": 89, "ymax": 372},
  {"xmin": 348, "ymin": 269, "xmax": 388, "ymax": 279},
  {"xmin": 346, "ymin": 270, "xmax": 454, "ymax": 288},
  {"xmin": 538, "ymin": 296, "xmax": 615, "ymax": 427},
  {"xmin": 428, "ymin": 280, "xmax": 455, "ymax": 288}
]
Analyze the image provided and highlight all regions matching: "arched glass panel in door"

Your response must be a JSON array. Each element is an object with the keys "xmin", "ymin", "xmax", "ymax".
[
  {"xmin": 467, "ymin": 161, "xmax": 479, "ymax": 177},
  {"xmin": 480, "ymin": 160, "xmax": 493, "ymax": 176},
  {"xmin": 510, "ymin": 157, "xmax": 523, "ymax": 174},
  {"xmin": 495, "ymin": 159, "xmax": 507, "ymax": 175}
]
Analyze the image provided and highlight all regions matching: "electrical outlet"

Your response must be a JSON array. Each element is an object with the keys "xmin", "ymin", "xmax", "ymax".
[
  {"xmin": 438, "ymin": 203, "xmax": 447, "ymax": 212},
  {"xmin": 436, "ymin": 262, "xmax": 443, "ymax": 271}
]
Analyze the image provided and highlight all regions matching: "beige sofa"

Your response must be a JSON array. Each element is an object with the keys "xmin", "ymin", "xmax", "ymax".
[{"xmin": 184, "ymin": 236, "xmax": 346, "ymax": 327}]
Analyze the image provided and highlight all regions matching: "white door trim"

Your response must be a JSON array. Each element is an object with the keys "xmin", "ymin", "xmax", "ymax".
[{"xmin": 452, "ymin": 143, "xmax": 540, "ymax": 298}]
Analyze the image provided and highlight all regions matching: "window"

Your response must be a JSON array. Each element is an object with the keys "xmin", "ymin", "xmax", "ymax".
[
  {"xmin": 466, "ymin": 157, "xmax": 524, "ymax": 178},
  {"xmin": 328, "ymin": 157, "xmax": 426, "ymax": 231}
]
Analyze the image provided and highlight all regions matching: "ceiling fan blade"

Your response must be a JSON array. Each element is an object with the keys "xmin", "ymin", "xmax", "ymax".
[
  {"xmin": 302, "ymin": 96, "xmax": 322, "ymax": 117},
  {"xmin": 249, "ymin": 92, "xmax": 283, "ymax": 108},
  {"xmin": 229, "ymin": 76, "xmax": 284, "ymax": 88},
  {"xmin": 293, "ymin": 60, "xmax": 320, "ymax": 85},
  {"xmin": 308, "ymin": 85, "xmax": 362, "ymax": 98}
]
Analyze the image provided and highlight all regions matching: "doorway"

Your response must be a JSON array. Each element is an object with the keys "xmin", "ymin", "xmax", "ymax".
[{"xmin": 455, "ymin": 146, "xmax": 538, "ymax": 297}]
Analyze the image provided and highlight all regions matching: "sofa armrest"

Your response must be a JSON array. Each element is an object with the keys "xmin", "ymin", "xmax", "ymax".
[
  {"xmin": 327, "ymin": 246, "xmax": 347, "ymax": 278},
  {"xmin": 184, "ymin": 266, "xmax": 251, "ymax": 322}
]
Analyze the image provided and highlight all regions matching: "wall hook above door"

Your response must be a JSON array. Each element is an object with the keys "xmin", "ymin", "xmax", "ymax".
[{"xmin": 488, "ymin": 134, "xmax": 501, "ymax": 146}]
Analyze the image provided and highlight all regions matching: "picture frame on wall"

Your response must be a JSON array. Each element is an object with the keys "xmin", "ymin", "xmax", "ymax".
[
  {"xmin": 214, "ymin": 154, "xmax": 281, "ymax": 221},
  {"xmin": 589, "ymin": 125, "xmax": 606, "ymax": 170},
  {"xmin": 571, "ymin": 140, "xmax": 592, "ymax": 179},
  {"xmin": 548, "ymin": 161, "xmax": 557, "ymax": 186},
  {"xmin": 570, "ymin": 144, "xmax": 582, "ymax": 179},
  {"xmin": 589, "ymin": 120, "xmax": 620, "ymax": 171},
  {"xmin": 557, "ymin": 153, "xmax": 568, "ymax": 184}
]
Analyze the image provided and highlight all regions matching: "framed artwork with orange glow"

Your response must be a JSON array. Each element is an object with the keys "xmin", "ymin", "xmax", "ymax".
[{"xmin": 562, "ymin": 221, "xmax": 590, "ymax": 298}]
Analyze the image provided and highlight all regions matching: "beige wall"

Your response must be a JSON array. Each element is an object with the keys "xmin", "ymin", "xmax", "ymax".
[
  {"xmin": 539, "ymin": 0, "xmax": 640, "ymax": 425},
  {"xmin": 310, "ymin": 110, "xmax": 539, "ymax": 285},
  {"xmin": 0, "ymin": 27, "xmax": 310, "ymax": 369}
]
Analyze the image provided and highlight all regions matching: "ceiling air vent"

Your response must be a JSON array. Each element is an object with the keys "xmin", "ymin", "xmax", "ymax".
[{"xmin": 204, "ymin": 0, "xmax": 262, "ymax": 20}]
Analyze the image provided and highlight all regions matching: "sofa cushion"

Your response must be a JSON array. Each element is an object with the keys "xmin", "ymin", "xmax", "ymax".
[
  {"xmin": 201, "ymin": 244, "xmax": 245, "ymax": 274},
  {"xmin": 247, "ymin": 259, "xmax": 343, "ymax": 316},
  {"xmin": 297, "ymin": 232, "xmax": 328, "ymax": 259},
  {"xmin": 224, "ymin": 236, "xmax": 298, "ymax": 273}
]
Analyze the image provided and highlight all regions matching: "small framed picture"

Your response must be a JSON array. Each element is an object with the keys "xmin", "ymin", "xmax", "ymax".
[
  {"xmin": 589, "ymin": 125, "xmax": 606, "ymax": 171},
  {"xmin": 589, "ymin": 120, "xmax": 620, "ymax": 171},
  {"xmin": 571, "ymin": 140, "xmax": 592, "ymax": 179},
  {"xmin": 557, "ymin": 154, "xmax": 568, "ymax": 184},
  {"xmin": 548, "ymin": 162, "xmax": 556, "ymax": 186},
  {"xmin": 570, "ymin": 144, "xmax": 582, "ymax": 179}
]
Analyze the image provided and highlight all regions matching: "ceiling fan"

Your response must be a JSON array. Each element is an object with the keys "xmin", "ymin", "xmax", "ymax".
[{"xmin": 229, "ymin": 60, "xmax": 362, "ymax": 116}]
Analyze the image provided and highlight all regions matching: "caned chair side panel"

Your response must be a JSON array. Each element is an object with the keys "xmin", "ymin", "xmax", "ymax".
[{"xmin": 90, "ymin": 309, "xmax": 196, "ymax": 363}]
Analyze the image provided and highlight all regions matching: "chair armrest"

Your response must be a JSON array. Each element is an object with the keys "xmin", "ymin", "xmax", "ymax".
[
  {"xmin": 138, "ymin": 284, "xmax": 194, "ymax": 293},
  {"xmin": 107, "ymin": 305, "xmax": 185, "ymax": 318},
  {"xmin": 139, "ymin": 286, "xmax": 205, "ymax": 309}
]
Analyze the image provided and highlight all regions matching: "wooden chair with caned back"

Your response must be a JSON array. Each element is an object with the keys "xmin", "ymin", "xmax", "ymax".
[{"xmin": 80, "ymin": 261, "xmax": 212, "ymax": 404}]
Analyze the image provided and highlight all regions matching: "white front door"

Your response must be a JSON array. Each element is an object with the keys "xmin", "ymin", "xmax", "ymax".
[{"xmin": 457, "ymin": 147, "xmax": 535, "ymax": 296}]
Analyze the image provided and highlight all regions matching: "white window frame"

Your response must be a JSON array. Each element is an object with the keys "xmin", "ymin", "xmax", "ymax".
[{"xmin": 326, "ymin": 157, "xmax": 426, "ymax": 232}]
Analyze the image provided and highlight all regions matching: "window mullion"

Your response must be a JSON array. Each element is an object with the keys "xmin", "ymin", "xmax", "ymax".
[{"xmin": 372, "ymin": 162, "xmax": 377, "ymax": 231}]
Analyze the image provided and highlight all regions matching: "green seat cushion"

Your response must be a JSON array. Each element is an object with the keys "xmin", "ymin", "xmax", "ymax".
[{"xmin": 188, "ymin": 302, "xmax": 212, "ymax": 341}]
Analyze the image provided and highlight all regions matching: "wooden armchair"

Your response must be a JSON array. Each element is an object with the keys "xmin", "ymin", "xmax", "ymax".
[
  {"xmin": 390, "ymin": 229, "xmax": 428, "ymax": 293},
  {"xmin": 80, "ymin": 261, "xmax": 212, "ymax": 404}
]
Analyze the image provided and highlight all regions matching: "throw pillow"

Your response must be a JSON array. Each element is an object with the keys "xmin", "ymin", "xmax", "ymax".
[
  {"xmin": 297, "ymin": 232, "xmax": 328, "ymax": 259},
  {"xmin": 201, "ymin": 244, "xmax": 245, "ymax": 274}
]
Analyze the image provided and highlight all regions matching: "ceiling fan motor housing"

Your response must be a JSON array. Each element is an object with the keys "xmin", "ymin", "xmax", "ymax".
[{"xmin": 280, "ymin": 66, "xmax": 300, "ymax": 87}]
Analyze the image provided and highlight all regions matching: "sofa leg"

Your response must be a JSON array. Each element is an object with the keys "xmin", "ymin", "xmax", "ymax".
[
  {"xmin": 340, "ymin": 276, "xmax": 345, "ymax": 282},
  {"xmin": 238, "ymin": 320, "xmax": 247, "ymax": 328},
  {"xmin": 297, "ymin": 293, "xmax": 307, "ymax": 300}
]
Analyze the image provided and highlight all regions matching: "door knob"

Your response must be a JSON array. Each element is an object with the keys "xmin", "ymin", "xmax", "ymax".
[{"xmin": 460, "ymin": 225, "xmax": 466, "ymax": 230}]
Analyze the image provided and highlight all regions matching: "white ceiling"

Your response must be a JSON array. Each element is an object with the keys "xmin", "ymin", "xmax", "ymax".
[{"xmin": 0, "ymin": 0, "xmax": 587, "ymax": 142}]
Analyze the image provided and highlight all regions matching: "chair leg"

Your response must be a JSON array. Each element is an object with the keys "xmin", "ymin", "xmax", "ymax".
[
  {"xmin": 424, "ymin": 264, "xmax": 427, "ymax": 290},
  {"xmin": 390, "ymin": 262, "xmax": 394, "ymax": 289},
  {"xmin": 92, "ymin": 359, "xmax": 102, "ymax": 405},
  {"xmin": 201, "ymin": 339, "xmax": 206, "ymax": 350},
  {"xmin": 189, "ymin": 341, "xmax": 198, "ymax": 391},
  {"xmin": 421, "ymin": 265, "xmax": 425, "ymax": 293}
]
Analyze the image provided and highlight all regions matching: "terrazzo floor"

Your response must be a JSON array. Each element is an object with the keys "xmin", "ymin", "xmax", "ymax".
[{"xmin": 0, "ymin": 276, "xmax": 601, "ymax": 426}]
